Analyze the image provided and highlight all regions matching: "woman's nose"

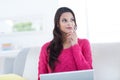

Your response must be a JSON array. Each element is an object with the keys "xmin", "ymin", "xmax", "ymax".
[{"xmin": 67, "ymin": 21, "xmax": 72, "ymax": 26}]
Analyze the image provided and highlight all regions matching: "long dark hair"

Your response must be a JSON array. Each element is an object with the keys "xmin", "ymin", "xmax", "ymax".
[{"xmin": 47, "ymin": 7, "xmax": 77, "ymax": 71}]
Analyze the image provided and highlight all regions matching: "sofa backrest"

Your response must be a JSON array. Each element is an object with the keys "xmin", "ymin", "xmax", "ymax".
[
  {"xmin": 22, "ymin": 46, "xmax": 40, "ymax": 80},
  {"xmin": 12, "ymin": 43, "xmax": 120, "ymax": 80},
  {"xmin": 13, "ymin": 48, "xmax": 30, "ymax": 76},
  {"xmin": 91, "ymin": 43, "xmax": 120, "ymax": 80}
]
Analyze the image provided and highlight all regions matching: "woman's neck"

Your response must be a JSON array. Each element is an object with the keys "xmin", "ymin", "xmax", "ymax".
[
  {"xmin": 62, "ymin": 32, "xmax": 72, "ymax": 49},
  {"xmin": 63, "ymin": 39, "xmax": 72, "ymax": 49}
]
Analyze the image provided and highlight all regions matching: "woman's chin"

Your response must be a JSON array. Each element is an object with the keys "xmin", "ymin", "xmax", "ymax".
[
  {"xmin": 61, "ymin": 30, "xmax": 74, "ymax": 34},
  {"xmin": 66, "ymin": 30, "xmax": 73, "ymax": 33}
]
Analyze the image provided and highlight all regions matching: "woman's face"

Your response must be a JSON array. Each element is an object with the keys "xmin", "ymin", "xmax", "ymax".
[{"xmin": 59, "ymin": 12, "xmax": 75, "ymax": 34}]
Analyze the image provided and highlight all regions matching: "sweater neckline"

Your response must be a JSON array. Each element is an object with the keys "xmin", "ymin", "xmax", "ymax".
[{"xmin": 63, "ymin": 46, "xmax": 72, "ymax": 51}]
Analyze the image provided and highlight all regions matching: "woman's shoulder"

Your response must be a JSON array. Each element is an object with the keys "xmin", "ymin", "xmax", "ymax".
[
  {"xmin": 78, "ymin": 38, "xmax": 89, "ymax": 42},
  {"xmin": 41, "ymin": 41, "xmax": 51, "ymax": 49},
  {"xmin": 78, "ymin": 38, "xmax": 90, "ymax": 45}
]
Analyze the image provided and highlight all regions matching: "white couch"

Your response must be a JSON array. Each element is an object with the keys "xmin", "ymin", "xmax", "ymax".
[
  {"xmin": 1, "ymin": 43, "xmax": 120, "ymax": 80},
  {"xmin": 91, "ymin": 43, "xmax": 120, "ymax": 80},
  {"xmin": 1, "ymin": 47, "xmax": 40, "ymax": 80},
  {"xmin": 22, "ymin": 46, "xmax": 40, "ymax": 80},
  {"xmin": 23, "ymin": 43, "xmax": 120, "ymax": 80}
]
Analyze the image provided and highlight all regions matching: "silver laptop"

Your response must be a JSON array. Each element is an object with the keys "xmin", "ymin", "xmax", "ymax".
[{"xmin": 40, "ymin": 69, "xmax": 94, "ymax": 80}]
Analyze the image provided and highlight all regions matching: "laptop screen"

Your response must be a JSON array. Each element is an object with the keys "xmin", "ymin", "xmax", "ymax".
[{"xmin": 40, "ymin": 69, "xmax": 94, "ymax": 80}]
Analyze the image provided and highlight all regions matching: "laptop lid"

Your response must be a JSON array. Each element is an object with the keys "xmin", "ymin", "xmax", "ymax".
[{"xmin": 40, "ymin": 69, "xmax": 94, "ymax": 80}]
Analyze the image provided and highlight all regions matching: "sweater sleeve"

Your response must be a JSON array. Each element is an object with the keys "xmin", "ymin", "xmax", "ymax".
[
  {"xmin": 38, "ymin": 45, "xmax": 48, "ymax": 80},
  {"xmin": 71, "ymin": 39, "xmax": 93, "ymax": 70}
]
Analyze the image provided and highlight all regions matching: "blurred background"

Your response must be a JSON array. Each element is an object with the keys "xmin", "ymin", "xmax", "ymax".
[{"xmin": 0, "ymin": 0, "xmax": 120, "ymax": 80}]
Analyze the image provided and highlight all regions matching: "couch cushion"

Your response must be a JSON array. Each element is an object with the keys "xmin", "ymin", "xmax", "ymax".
[{"xmin": 0, "ymin": 74, "xmax": 26, "ymax": 80}]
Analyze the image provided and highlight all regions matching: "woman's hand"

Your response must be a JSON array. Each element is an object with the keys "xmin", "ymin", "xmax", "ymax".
[{"xmin": 66, "ymin": 31, "xmax": 78, "ymax": 46}]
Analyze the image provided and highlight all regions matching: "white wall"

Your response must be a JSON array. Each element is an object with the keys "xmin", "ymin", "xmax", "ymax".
[
  {"xmin": 0, "ymin": 0, "xmax": 58, "ymax": 49},
  {"xmin": 87, "ymin": 0, "xmax": 120, "ymax": 43},
  {"xmin": 0, "ymin": 0, "xmax": 57, "ymax": 18}
]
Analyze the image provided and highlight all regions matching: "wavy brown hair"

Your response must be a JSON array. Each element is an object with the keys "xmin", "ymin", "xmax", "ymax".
[{"xmin": 47, "ymin": 7, "xmax": 77, "ymax": 71}]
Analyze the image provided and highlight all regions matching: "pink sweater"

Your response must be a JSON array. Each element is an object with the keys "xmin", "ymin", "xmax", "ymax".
[{"xmin": 38, "ymin": 38, "xmax": 93, "ymax": 80}]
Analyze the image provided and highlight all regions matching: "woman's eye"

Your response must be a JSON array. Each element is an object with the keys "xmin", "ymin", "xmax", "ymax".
[
  {"xmin": 62, "ymin": 19, "xmax": 67, "ymax": 22},
  {"xmin": 71, "ymin": 18, "xmax": 75, "ymax": 21}
]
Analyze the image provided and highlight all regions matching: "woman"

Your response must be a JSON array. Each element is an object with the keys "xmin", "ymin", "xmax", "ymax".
[{"xmin": 38, "ymin": 7, "xmax": 93, "ymax": 80}]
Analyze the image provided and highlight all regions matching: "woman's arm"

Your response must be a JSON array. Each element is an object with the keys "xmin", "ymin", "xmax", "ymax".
[
  {"xmin": 71, "ymin": 39, "xmax": 93, "ymax": 70},
  {"xmin": 38, "ymin": 45, "xmax": 48, "ymax": 80}
]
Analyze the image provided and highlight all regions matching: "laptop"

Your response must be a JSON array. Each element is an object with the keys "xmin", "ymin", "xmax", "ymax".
[{"xmin": 40, "ymin": 69, "xmax": 94, "ymax": 80}]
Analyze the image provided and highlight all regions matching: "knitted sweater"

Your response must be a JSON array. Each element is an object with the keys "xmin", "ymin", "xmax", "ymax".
[{"xmin": 38, "ymin": 38, "xmax": 93, "ymax": 80}]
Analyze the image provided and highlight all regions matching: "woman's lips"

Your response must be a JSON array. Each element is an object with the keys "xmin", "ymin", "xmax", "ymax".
[{"xmin": 66, "ymin": 27, "xmax": 72, "ymax": 30}]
